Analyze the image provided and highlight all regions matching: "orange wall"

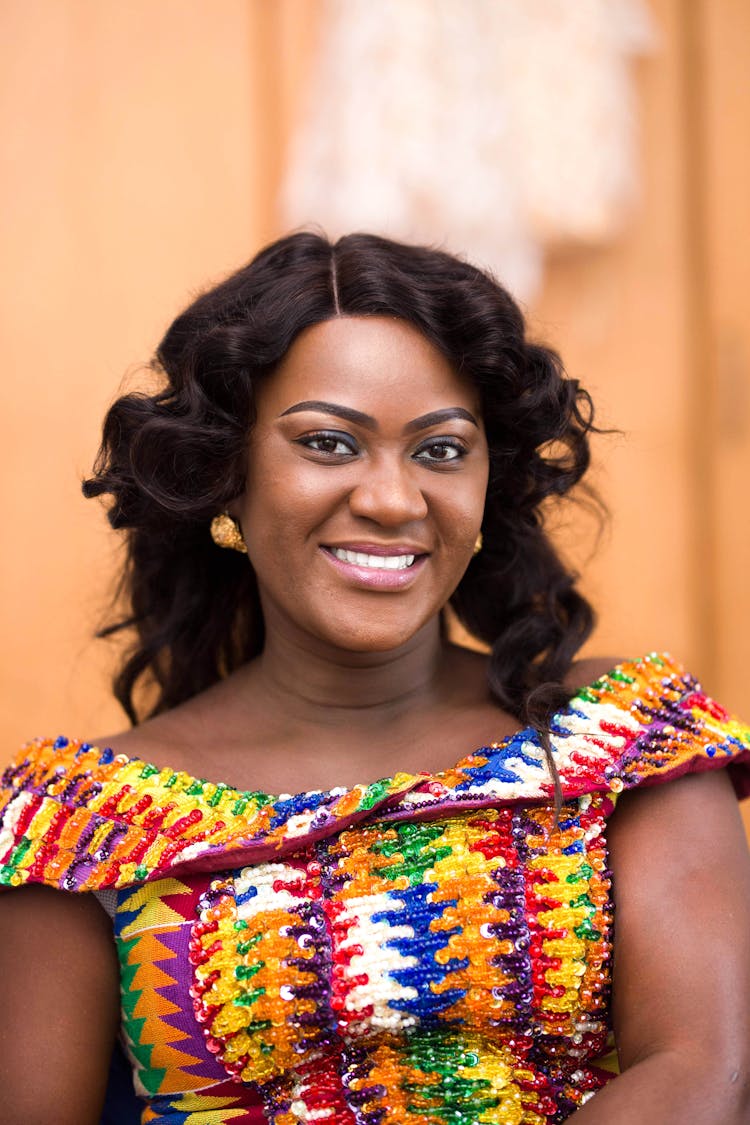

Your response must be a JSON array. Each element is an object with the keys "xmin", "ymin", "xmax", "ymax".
[
  {"xmin": 0, "ymin": 0, "xmax": 277, "ymax": 743},
  {"xmin": 1, "ymin": 1, "xmax": 748, "ymax": 841},
  {"xmin": 531, "ymin": 0, "xmax": 750, "ymax": 829}
]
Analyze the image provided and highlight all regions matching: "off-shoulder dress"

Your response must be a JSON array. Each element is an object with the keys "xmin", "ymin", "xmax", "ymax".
[{"xmin": 2, "ymin": 653, "xmax": 749, "ymax": 1124}]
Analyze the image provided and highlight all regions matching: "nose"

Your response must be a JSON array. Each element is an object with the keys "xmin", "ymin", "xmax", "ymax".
[{"xmin": 348, "ymin": 454, "xmax": 429, "ymax": 526}]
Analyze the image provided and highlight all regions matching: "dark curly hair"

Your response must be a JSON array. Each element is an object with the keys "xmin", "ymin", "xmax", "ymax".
[{"xmin": 84, "ymin": 231, "xmax": 599, "ymax": 798}]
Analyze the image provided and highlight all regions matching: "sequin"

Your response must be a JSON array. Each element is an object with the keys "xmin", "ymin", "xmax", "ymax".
[{"xmin": 1, "ymin": 653, "xmax": 748, "ymax": 1122}]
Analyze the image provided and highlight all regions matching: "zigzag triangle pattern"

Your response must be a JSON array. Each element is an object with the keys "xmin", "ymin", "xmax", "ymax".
[
  {"xmin": 1, "ymin": 654, "xmax": 749, "ymax": 1122},
  {"xmin": 115, "ymin": 877, "xmax": 244, "ymax": 1102}
]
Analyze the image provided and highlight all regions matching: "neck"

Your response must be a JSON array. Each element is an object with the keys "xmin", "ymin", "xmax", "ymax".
[{"xmin": 247, "ymin": 614, "xmax": 446, "ymax": 728}]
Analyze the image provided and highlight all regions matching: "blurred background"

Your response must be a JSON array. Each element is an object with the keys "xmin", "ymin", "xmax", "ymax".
[{"xmin": 1, "ymin": 0, "xmax": 748, "ymax": 828}]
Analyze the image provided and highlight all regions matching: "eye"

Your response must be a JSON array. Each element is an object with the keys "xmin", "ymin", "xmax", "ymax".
[
  {"xmin": 295, "ymin": 430, "xmax": 358, "ymax": 458},
  {"xmin": 413, "ymin": 438, "xmax": 467, "ymax": 465}
]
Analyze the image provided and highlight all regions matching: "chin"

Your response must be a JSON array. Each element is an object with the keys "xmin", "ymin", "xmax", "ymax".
[{"xmin": 321, "ymin": 618, "xmax": 428, "ymax": 654}]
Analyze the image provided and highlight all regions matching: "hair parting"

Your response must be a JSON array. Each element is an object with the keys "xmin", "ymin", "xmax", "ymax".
[{"xmin": 83, "ymin": 231, "xmax": 603, "ymax": 804}]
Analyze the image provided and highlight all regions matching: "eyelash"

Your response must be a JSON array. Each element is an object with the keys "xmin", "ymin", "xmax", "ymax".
[
  {"xmin": 295, "ymin": 430, "xmax": 468, "ymax": 465},
  {"xmin": 414, "ymin": 438, "xmax": 466, "ymax": 464}
]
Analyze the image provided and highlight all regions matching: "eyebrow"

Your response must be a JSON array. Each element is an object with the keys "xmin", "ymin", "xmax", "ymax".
[
  {"xmin": 404, "ymin": 407, "xmax": 479, "ymax": 433},
  {"xmin": 279, "ymin": 400, "xmax": 479, "ymax": 433}
]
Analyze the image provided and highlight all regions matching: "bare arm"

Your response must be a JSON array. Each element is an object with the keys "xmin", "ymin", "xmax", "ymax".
[
  {"xmin": 0, "ymin": 884, "xmax": 121, "ymax": 1125},
  {"xmin": 572, "ymin": 769, "xmax": 750, "ymax": 1122}
]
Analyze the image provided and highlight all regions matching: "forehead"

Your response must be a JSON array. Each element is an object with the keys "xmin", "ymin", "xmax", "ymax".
[{"xmin": 256, "ymin": 316, "xmax": 480, "ymax": 419}]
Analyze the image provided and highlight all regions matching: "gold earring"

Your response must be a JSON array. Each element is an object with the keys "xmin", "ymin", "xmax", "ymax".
[
  {"xmin": 210, "ymin": 513, "xmax": 247, "ymax": 554},
  {"xmin": 473, "ymin": 531, "xmax": 483, "ymax": 556}
]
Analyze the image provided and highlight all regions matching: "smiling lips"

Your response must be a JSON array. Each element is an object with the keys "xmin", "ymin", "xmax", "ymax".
[
  {"xmin": 322, "ymin": 544, "xmax": 427, "ymax": 589},
  {"xmin": 330, "ymin": 547, "xmax": 415, "ymax": 570}
]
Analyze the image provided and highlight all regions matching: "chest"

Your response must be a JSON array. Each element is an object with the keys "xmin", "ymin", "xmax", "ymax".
[
  {"xmin": 112, "ymin": 798, "xmax": 614, "ymax": 1112},
  {"xmin": 147, "ymin": 682, "xmax": 520, "ymax": 796}
]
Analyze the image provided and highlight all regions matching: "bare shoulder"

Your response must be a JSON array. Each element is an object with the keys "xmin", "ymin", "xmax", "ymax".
[
  {"xmin": 92, "ymin": 665, "xmax": 258, "ymax": 773},
  {"xmin": 564, "ymin": 655, "xmax": 627, "ymax": 694},
  {"xmin": 93, "ymin": 706, "xmax": 198, "ymax": 772},
  {"xmin": 444, "ymin": 646, "xmax": 628, "ymax": 703}
]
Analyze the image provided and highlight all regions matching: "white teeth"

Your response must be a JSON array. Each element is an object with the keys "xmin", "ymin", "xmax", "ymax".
[{"xmin": 331, "ymin": 548, "xmax": 416, "ymax": 570}]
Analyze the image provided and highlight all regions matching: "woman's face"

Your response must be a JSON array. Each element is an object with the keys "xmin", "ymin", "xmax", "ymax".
[{"xmin": 232, "ymin": 316, "xmax": 489, "ymax": 654}]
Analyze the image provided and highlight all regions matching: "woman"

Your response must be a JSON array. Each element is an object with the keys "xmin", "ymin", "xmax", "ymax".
[{"xmin": 1, "ymin": 231, "xmax": 749, "ymax": 1124}]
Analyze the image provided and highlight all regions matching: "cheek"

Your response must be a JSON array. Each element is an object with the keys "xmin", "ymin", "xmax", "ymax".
[
  {"xmin": 429, "ymin": 469, "xmax": 488, "ymax": 542},
  {"xmin": 241, "ymin": 450, "xmax": 339, "ymax": 552}
]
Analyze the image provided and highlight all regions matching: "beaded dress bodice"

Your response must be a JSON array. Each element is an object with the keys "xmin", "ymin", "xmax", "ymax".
[{"xmin": 2, "ymin": 653, "xmax": 749, "ymax": 1125}]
